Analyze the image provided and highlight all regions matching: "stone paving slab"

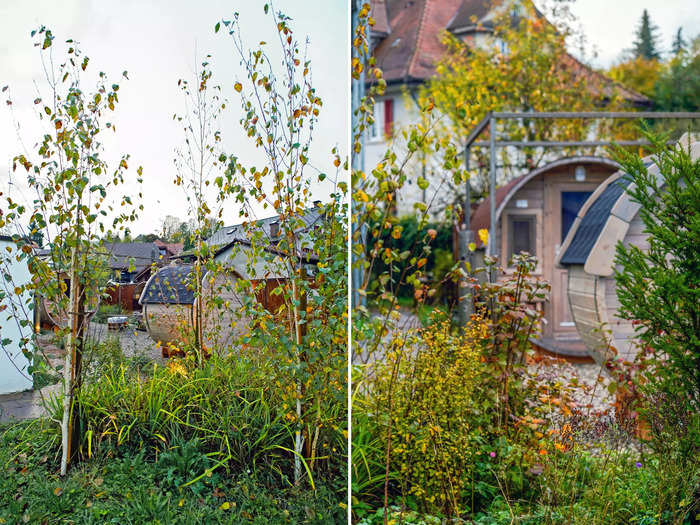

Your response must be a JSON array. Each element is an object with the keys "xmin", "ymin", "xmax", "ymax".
[
  {"xmin": 0, "ymin": 318, "xmax": 163, "ymax": 424},
  {"xmin": 0, "ymin": 383, "xmax": 61, "ymax": 423}
]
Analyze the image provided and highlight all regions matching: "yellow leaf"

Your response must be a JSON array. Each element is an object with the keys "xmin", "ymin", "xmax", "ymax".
[
  {"xmin": 234, "ymin": 82, "xmax": 242, "ymax": 93},
  {"xmin": 478, "ymin": 228, "xmax": 489, "ymax": 246},
  {"xmin": 54, "ymin": 486, "xmax": 63, "ymax": 496}
]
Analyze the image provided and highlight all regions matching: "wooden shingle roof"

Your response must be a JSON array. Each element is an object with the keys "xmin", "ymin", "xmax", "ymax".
[
  {"xmin": 140, "ymin": 264, "xmax": 195, "ymax": 305},
  {"xmin": 558, "ymin": 175, "xmax": 633, "ymax": 266}
]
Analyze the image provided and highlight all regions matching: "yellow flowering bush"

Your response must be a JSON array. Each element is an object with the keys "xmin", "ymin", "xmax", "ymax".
[{"xmin": 371, "ymin": 316, "xmax": 487, "ymax": 516}]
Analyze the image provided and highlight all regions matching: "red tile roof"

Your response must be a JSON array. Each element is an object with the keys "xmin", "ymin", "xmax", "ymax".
[
  {"xmin": 372, "ymin": 0, "xmax": 464, "ymax": 84},
  {"xmin": 154, "ymin": 240, "xmax": 184, "ymax": 256},
  {"xmin": 371, "ymin": 0, "xmax": 391, "ymax": 37},
  {"xmin": 370, "ymin": 0, "xmax": 649, "ymax": 105},
  {"xmin": 446, "ymin": 0, "xmax": 492, "ymax": 32}
]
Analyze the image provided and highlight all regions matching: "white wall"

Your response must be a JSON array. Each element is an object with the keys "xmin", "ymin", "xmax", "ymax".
[
  {"xmin": 363, "ymin": 85, "xmax": 454, "ymax": 219},
  {"xmin": 214, "ymin": 243, "xmax": 290, "ymax": 280},
  {"xmin": 0, "ymin": 239, "xmax": 34, "ymax": 394}
]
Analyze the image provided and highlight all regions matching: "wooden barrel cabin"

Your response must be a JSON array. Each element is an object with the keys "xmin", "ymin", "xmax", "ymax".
[
  {"xmin": 139, "ymin": 264, "xmax": 260, "ymax": 355},
  {"xmin": 469, "ymin": 156, "xmax": 620, "ymax": 359},
  {"xmin": 38, "ymin": 279, "xmax": 100, "ymax": 329},
  {"xmin": 556, "ymin": 135, "xmax": 699, "ymax": 364}
]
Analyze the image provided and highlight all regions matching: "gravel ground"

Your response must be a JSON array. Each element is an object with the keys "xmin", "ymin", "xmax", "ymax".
[
  {"xmin": 529, "ymin": 358, "xmax": 615, "ymax": 414},
  {"xmin": 87, "ymin": 321, "xmax": 164, "ymax": 365},
  {"xmin": 0, "ymin": 318, "xmax": 164, "ymax": 423}
]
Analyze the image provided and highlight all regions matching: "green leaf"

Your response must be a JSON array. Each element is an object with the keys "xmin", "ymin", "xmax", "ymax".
[{"xmin": 215, "ymin": 22, "xmax": 220, "ymax": 33}]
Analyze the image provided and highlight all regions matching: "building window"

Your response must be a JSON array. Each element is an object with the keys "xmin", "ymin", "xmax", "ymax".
[
  {"xmin": 368, "ymin": 100, "xmax": 383, "ymax": 140},
  {"xmin": 561, "ymin": 191, "xmax": 592, "ymax": 242},
  {"xmin": 507, "ymin": 215, "xmax": 536, "ymax": 261},
  {"xmin": 368, "ymin": 98, "xmax": 393, "ymax": 140},
  {"xmin": 384, "ymin": 98, "xmax": 394, "ymax": 137}
]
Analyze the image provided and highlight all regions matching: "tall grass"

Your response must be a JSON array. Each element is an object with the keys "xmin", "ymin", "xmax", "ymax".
[{"xmin": 75, "ymin": 354, "xmax": 313, "ymax": 486}]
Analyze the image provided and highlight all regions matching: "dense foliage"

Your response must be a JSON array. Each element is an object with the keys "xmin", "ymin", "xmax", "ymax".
[
  {"xmin": 353, "ymin": 3, "xmax": 699, "ymax": 522},
  {"xmin": 614, "ymin": 134, "xmax": 700, "ymax": 405}
]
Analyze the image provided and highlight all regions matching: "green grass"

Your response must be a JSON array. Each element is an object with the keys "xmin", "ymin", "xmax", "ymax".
[
  {"xmin": 1, "ymin": 340, "xmax": 347, "ymax": 524},
  {"xmin": 0, "ymin": 418, "xmax": 345, "ymax": 524}
]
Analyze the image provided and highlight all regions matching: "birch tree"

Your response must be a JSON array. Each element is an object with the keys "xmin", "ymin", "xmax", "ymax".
[
  {"xmin": 217, "ymin": 3, "xmax": 347, "ymax": 486},
  {"xmin": 0, "ymin": 27, "xmax": 142, "ymax": 475}
]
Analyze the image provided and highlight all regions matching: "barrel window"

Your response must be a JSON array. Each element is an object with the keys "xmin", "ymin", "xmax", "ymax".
[{"xmin": 507, "ymin": 215, "xmax": 536, "ymax": 261}]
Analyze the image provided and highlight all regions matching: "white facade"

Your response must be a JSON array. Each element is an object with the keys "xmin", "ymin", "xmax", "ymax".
[
  {"xmin": 364, "ymin": 30, "xmax": 504, "ymax": 219},
  {"xmin": 0, "ymin": 238, "xmax": 34, "ymax": 394}
]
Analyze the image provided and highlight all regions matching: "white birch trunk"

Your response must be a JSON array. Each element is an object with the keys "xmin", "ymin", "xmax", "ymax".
[
  {"xmin": 288, "ymin": 259, "xmax": 305, "ymax": 485},
  {"xmin": 60, "ymin": 244, "xmax": 78, "ymax": 476}
]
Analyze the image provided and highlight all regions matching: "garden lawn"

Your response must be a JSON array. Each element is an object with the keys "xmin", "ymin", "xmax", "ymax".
[{"xmin": 0, "ymin": 418, "xmax": 345, "ymax": 524}]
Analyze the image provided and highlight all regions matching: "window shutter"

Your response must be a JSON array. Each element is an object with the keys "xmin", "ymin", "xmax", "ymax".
[{"xmin": 384, "ymin": 98, "xmax": 394, "ymax": 137}]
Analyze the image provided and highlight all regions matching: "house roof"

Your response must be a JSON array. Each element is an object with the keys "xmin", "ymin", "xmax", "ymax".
[
  {"xmin": 206, "ymin": 206, "xmax": 325, "ymax": 263},
  {"xmin": 154, "ymin": 240, "xmax": 184, "ymax": 256},
  {"xmin": 372, "ymin": 0, "xmax": 463, "ymax": 85},
  {"xmin": 101, "ymin": 242, "xmax": 159, "ymax": 271},
  {"xmin": 446, "ymin": 0, "xmax": 493, "ymax": 33},
  {"xmin": 370, "ymin": 0, "xmax": 649, "ymax": 105},
  {"xmin": 371, "ymin": 0, "xmax": 392, "ymax": 38},
  {"xmin": 139, "ymin": 264, "xmax": 195, "ymax": 305},
  {"xmin": 469, "ymin": 156, "xmax": 619, "ymax": 248}
]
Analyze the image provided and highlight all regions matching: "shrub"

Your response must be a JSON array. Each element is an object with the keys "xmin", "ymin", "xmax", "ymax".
[
  {"xmin": 613, "ymin": 133, "xmax": 700, "ymax": 407},
  {"xmin": 76, "ymin": 356, "xmax": 294, "ymax": 482},
  {"xmin": 476, "ymin": 253, "xmax": 550, "ymax": 434},
  {"xmin": 365, "ymin": 215, "xmax": 454, "ymax": 302},
  {"xmin": 612, "ymin": 134, "xmax": 700, "ymax": 516},
  {"xmin": 369, "ymin": 316, "xmax": 486, "ymax": 517}
]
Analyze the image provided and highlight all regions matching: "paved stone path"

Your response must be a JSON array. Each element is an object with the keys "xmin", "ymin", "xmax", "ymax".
[{"xmin": 0, "ymin": 320, "xmax": 163, "ymax": 424}]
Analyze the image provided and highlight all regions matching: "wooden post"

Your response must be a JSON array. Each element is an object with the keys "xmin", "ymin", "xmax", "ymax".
[
  {"xmin": 458, "ymin": 146, "xmax": 474, "ymax": 326},
  {"xmin": 488, "ymin": 113, "xmax": 497, "ymax": 280}
]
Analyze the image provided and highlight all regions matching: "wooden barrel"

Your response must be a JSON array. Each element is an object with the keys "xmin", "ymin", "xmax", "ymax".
[
  {"xmin": 140, "ymin": 264, "xmax": 295, "ymax": 356},
  {"xmin": 39, "ymin": 288, "xmax": 100, "ymax": 329},
  {"xmin": 196, "ymin": 270, "xmax": 251, "ymax": 353},
  {"xmin": 140, "ymin": 265, "xmax": 196, "ymax": 352}
]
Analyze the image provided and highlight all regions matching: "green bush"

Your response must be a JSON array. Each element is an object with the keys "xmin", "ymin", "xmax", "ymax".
[
  {"xmin": 92, "ymin": 303, "xmax": 123, "ymax": 324},
  {"xmin": 365, "ymin": 215, "xmax": 454, "ymax": 302},
  {"xmin": 614, "ymin": 133, "xmax": 700, "ymax": 408}
]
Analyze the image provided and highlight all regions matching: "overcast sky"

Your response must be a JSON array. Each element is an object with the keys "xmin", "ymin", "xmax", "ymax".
[
  {"xmin": 541, "ymin": 0, "xmax": 700, "ymax": 68},
  {"xmin": 0, "ymin": 0, "xmax": 348, "ymax": 236}
]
